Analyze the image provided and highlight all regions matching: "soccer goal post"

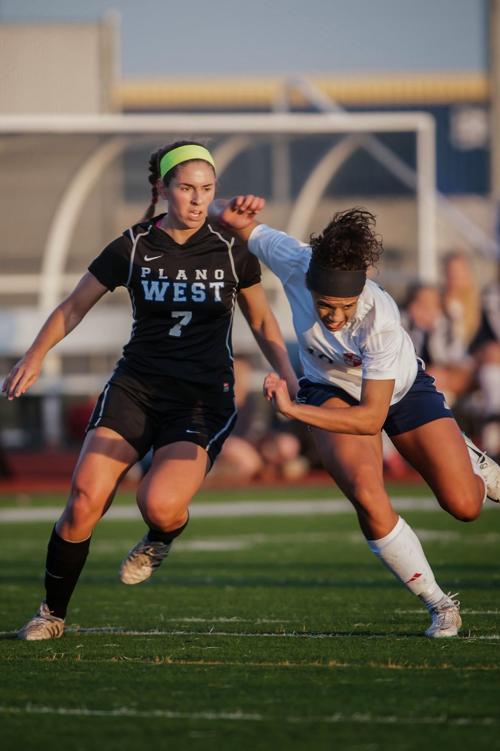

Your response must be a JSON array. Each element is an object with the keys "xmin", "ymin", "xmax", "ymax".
[
  {"xmin": 0, "ymin": 111, "xmax": 437, "ymax": 310},
  {"xmin": 0, "ymin": 111, "xmax": 436, "ymax": 446}
]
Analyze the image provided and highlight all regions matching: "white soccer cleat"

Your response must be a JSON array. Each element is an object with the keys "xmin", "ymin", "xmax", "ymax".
[
  {"xmin": 463, "ymin": 434, "xmax": 500, "ymax": 502},
  {"xmin": 119, "ymin": 534, "xmax": 172, "ymax": 585},
  {"xmin": 425, "ymin": 594, "xmax": 461, "ymax": 638},
  {"xmin": 17, "ymin": 601, "xmax": 65, "ymax": 641}
]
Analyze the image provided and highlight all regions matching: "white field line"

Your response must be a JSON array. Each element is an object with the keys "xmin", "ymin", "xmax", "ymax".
[
  {"xmin": 92, "ymin": 528, "xmax": 499, "ymax": 555},
  {"xmin": 2, "ymin": 529, "xmax": 497, "ymax": 557},
  {"xmin": 146, "ymin": 617, "xmax": 294, "ymax": 623},
  {"xmin": 3, "ymin": 528, "xmax": 499, "ymax": 560},
  {"xmin": 67, "ymin": 628, "xmax": 500, "ymax": 641},
  {"xmin": 0, "ymin": 705, "xmax": 497, "ymax": 726},
  {"xmin": 2, "ymin": 496, "xmax": 499, "ymax": 523},
  {"xmin": 0, "ymin": 498, "xmax": 389, "ymax": 522},
  {"xmin": 93, "ymin": 532, "xmax": 346, "ymax": 554},
  {"xmin": 397, "ymin": 609, "xmax": 500, "ymax": 615},
  {"xmin": 2, "ymin": 626, "xmax": 499, "ymax": 640}
]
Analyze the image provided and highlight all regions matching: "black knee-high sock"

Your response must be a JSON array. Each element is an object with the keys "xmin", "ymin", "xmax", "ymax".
[
  {"xmin": 44, "ymin": 527, "xmax": 91, "ymax": 619},
  {"xmin": 147, "ymin": 512, "xmax": 189, "ymax": 543}
]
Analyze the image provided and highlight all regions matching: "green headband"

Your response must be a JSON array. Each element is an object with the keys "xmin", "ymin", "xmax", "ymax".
[{"xmin": 159, "ymin": 145, "xmax": 216, "ymax": 179}]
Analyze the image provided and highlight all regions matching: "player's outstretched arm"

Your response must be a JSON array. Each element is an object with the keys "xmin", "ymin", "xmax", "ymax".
[
  {"xmin": 209, "ymin": 195, "xmax": 265, "ymax": 242},
  {"xmin": 264, "ymin": 373, "xmax": 395, "ymax": 436},
  {"xmin": 2, "ymin": 272, "xmax": 108, "ymax": 400},
  {"xmin": 238, "ymin": 283, "xmax": 299, "ymax": 399}
]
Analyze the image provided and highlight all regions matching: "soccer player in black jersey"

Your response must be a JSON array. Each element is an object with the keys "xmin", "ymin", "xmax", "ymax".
[{"xmin": 3, "ymin": 142, "xmax": 298, "ymax": 640}]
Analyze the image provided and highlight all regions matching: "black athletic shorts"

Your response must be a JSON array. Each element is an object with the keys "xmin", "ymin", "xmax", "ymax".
[
  {"xmin": 296, "ymin": 363, "xmax": 453, "ymax": 437},
  {"xmin": 86, "ymin": 370, "xmax": 237, "ymax": 464}
]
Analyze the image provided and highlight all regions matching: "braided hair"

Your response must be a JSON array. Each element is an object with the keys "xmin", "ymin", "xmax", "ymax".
[
  {"xmin": 142, "ymin": 140, "xmax": 213, "ymax": 220},
  {"xmin": 309, "ymin": 208, "xmax": 383, "ymax": 271}
]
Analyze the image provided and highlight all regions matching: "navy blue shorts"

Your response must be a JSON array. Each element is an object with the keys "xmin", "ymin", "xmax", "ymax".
[
  {"xmin": 87, "ymin": 370, "xmax": 237, "ymax": 464},
  {"xmin": 296, "ymin": 365, "xmax": 453, "ymax": 437}
]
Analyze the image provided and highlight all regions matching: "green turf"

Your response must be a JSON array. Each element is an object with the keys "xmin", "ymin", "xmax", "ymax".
[
  {"xmin": 0, "ymin": 481, "xmax": 432, "ymax": 507},
  {"xmin": 0, "ymin": 490, "xmax": 499, "ymax": 750}
]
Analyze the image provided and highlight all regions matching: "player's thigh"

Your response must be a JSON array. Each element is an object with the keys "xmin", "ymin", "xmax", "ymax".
[
  {"xmin": 138, "ymin": 441, "xmax": 210, "ymax": 510},
  {"xmin": 311, "ymin": 396, "xmax": 386, "ymax": 503},
  {"xmin": 70, "ymin": 427, "xmax": 139, "ymax": 504},
  {"xmin": 391, "ymin": 417, "xmax": 482, "ymax": 515},
  {"xmin": 313, "ymin": 422, "xmax": 397, "ymax": 538},
  {"xmin": 58, "ymin": 427, "xmax": 140, "ymax": 533}
]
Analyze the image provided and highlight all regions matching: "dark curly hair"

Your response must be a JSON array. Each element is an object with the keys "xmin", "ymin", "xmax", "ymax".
[
  {"xmin": 309, "ymin": 208, "xmax": 383, "ymax": 271},
  {"xmin": 142, "ymin": 140, "xmax": 215, "ymax": 220}
]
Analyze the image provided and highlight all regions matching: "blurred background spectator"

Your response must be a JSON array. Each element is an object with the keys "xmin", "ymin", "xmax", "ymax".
[
  {"xmin": 468, "ymin": 266, "xmax": 500, "ymax": 458},
  {"xmin": 208, "ymin": 355, "xmax": 310, "ymax": 484},
  {"xmin": 442, "ymin": 250, "xmax": 483, "ymax": 349},
  {"xmin": 400, "ymin": 281, "xmax": 473, "ymax": 405},
  {"xmin": 400, "ymin": 255, "xmax": 500, "ymax": 460}
]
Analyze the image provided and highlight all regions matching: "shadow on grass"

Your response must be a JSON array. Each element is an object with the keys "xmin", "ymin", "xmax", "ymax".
[
  {"xmin": 0, "ymin": 564, "xmax": 497, "ymax": 590},
  {"xmin": 0, "ymin": 628, "xmax": 426, "ymax": 640}
]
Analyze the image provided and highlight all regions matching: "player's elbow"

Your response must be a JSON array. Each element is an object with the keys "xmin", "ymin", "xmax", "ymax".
[
  {"xmin": 357, "ymin": 413, "xmax": 385, "ymax": 436},
  {"xmin": 358, "ymin": 424, "xmax": 379, "ymax": 436}
]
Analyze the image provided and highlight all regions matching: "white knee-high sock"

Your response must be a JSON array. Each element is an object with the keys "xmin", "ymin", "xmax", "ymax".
[{"xmin": 367, "ymin": 516, "xmax": 446, "ymax": 609}]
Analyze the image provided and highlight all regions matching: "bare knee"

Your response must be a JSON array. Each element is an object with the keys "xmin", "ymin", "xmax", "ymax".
[
  {"xmin": 341, "ymin": 475, "xmax": 397, "ymax": 536},
  {"xmin": 346, "ymin": 475, "xmax": 387, "ymax": 511},
  {"xmin": 61, "ymin": 483, "xmax": 107, "ymax": 532},
  {"xmin": 143, "ymin": 502, "xmax": 188, "ymax": 531},
  {"xmin": 448, "ymin": 506, "xmax": 481, "ymax": 523},
  {"xmin": 438, "ymin": 491, "xmax": 482, "ymax": 522},
  {"xmin": 137, "ymin": 490, "xmax": 188, "ymax": 532}
]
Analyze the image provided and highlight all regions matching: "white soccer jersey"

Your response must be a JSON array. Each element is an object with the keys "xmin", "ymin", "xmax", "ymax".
[{"xmin": 248, "ymin": 224, "xmax": 418, "ymax": 405}]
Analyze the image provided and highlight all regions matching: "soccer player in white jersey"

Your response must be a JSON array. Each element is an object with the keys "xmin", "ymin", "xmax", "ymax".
[{"xmin": 211, "ymin": 196, "xmax": 500, "ymax": 638}]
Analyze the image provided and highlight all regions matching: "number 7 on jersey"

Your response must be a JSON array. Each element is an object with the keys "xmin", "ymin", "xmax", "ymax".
[{"xmin": 168, "ymin": 311, "xmax": 193, "ymax": 337}]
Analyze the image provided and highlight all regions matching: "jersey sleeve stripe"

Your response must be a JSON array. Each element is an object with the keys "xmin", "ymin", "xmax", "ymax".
[
  {"xmin": 207, "ymin": 224, "xmax": 238, "ymax": 284},
  {"xmin": 126, "ymin": 226, "xmax": 153, "ymax": 287}
]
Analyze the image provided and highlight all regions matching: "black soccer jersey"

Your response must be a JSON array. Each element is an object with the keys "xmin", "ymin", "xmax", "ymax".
[{"xmin": 88, "ymin": 215, "xmax": 261, "ymax": 388}]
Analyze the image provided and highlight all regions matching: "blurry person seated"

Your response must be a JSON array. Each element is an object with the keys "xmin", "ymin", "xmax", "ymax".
[
  {"xmin": 442, "ymin": 250, "xmax": 482, "ymax": 350},
  {"xmin": 383, "ymin": 280, "xmax": 473, "ymax": 481},
  {"xmin": 468, "ymin": 270, "xmax": 500, "ymax": 458},
  {"xmin": 210, "ymin": 354, "xmax": 309, "ymax": 483},
  {"xmin": 401, "ymin": 282, "xmax": 473, "ymax": 405}
]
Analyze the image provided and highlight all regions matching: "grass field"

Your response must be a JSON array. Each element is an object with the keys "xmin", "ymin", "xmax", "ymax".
[{"xmin": 0, "ymin": 484, "xmax": 499, "ymax": 750}]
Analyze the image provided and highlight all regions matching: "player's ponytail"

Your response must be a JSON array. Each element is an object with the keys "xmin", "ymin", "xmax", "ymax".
[{"xmin": 142, "ymin": 149, "xmax": 161, "ymax": 220}]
